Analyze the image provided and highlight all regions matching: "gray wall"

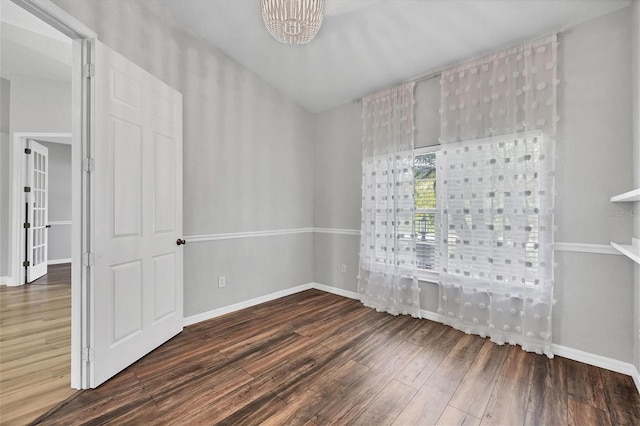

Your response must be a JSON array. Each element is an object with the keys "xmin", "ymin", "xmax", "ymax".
[
  {"xmin": 0, "ymin": 134, "xmax": 8, "ymax": 279},
  {"xmin": 313, "ymin": 101, "xmax": 361, "ymax": 231},
  {"xmin": 312, "ymin": 101, "xmax": 361, "ymax": 291},
  {"xmin": 8, "ymin": 74, "xmax": 71, "ymax": 133},
  {"xmin": 1, "ymin": 78, "xmax": 9, "ymax": 132},
  {"xmin": 415, "ymin": 77, "xmax": 441, "ymax": 149},
  {"xmin": 556, "ymin": 9, "xmax": 633, "ymax": 245},
  {"xmin": 0, "ymin": 74, "xmax": 71, "ymax": 279},
  {"xmin": 0, "ymin": 78, "xmax": 10, "ymax": 278},
  {"xmin": 554, "ymin": 6, "xmax": 634, "ymax": 364},
  {"xmin": 51, "ymin": 0, "xmax": 314, "ymax": 316},
  {"xmin": 39, "ymin": 141, "xmax": 71, "ymax": 262},
  {"xmin": 313, "ymin": 8, "xmax": 636, "ymax": 363}
]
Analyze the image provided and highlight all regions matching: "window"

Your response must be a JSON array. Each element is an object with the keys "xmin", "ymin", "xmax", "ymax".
[
  {"xmin": 412, "ymin": 135, "xmax": 548, "ymax": 288},
  {"xmin": 414, "ymin": 150, "xmax": 438, "ymax": 273},
  {"xmin": 436, "ymin": 134, "xmax": 550, "ymax": 288}
]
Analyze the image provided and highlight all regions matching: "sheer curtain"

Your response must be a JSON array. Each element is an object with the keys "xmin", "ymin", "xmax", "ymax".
[
  {"xmin": 437, "ymin": 35, "xmax": 557, "ymax": 356},
  {"xmin": 358, "ymin": 82, "xmax": 420, "ymax": 318}
]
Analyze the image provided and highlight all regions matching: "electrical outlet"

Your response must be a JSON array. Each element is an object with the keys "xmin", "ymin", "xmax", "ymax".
[
  {"xmin": 218, "ymin": 276, "xmax": 226, "ymax": 288},
  {"xmin": 341, "ymin": 264, "xmax": 347, "ymax": 273}
]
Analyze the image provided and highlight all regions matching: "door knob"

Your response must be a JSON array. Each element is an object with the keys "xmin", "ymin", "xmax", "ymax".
[{"xmin": 176, "ymin": 239, "xmax": 186, "ymax": 246}]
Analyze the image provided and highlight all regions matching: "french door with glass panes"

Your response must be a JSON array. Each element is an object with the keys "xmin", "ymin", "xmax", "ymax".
[{"xmin": 26, "ymin": 140, "xmax": 49, "ymax": 282}]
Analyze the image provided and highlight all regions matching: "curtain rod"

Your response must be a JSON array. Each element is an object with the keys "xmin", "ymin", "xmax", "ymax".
[
  {"xmin": 352, "ymin": 70, "xmax": 441, "ymax": 103},
  {"xmin": 353, "ymin": 30, "xmax": 563, "ymax": 104}
]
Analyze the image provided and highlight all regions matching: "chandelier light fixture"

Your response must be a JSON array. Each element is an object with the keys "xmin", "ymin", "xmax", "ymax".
[{"xmin": 260, "ymin": 0, "xmax": 325, "ymax": 45}]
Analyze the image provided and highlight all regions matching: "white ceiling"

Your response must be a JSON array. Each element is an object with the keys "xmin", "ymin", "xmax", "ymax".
[
  {"xmin": 1, "ymin": 0, "xmax": 72, "ymax": 82},
  {"xmin": 162, "ymin": 0, "xmax": 630, "ymax": 113}
]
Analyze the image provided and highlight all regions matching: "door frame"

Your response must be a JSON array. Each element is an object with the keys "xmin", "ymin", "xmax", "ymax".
[
  {"xmin": 9, "ymin": 0, "xmax": 96, "ymax": 389},
  {"xmin": 9, "ymin": 133, "xmax": 70, "ymax": 286}
]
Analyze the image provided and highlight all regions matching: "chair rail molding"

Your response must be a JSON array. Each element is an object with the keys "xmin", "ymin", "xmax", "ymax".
[
  {"xmin": 183, "ymin": 227, "xmax": 361, "ymax": 243},
  {"xmin": 48, "ymin": 220, "xmax": 72, "ymax": 226},
  {"xmin": 184, "ymin": 228, "xmax": 314, "ymax": 243},
  {"xmin": 184, "ymin": 228, "xmax": 626, "ymax": 260},
  {"xmin": 313, "ymin": 228, "xmax": 360, "ymax": 236}
]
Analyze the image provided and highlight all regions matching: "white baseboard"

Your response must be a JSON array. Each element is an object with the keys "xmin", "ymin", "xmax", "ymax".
[
  {"xmin": 418, "ymin": 309, "xmax": 640, "ymax": 394},
  {"xmin": 0, "ymin": 276, "xmax": 12, "ymax": 286},
  {"xmin": 183, "ymin": 283, "xmax": 313, "ymax": 326},
  {"xmin": 310, "ymin": 282, "xmax": 360, "ymax": 300},
  {"xmin": 183, "ymin": 283, "xmax": 359, "ymax": 327},
  {"xmin": 48, "ymin": 258, "xmax": 71, "ymax": 265},
  {"xmin": 308, "ymin": 284, "xmax": 450, "ymax": 326},
  {"xmin": 183, "ymin": 281, "xmax": 640, "ymax": 394},
  {"xmin": 633, "ymin": 366, "xmax": 640, "ymax": 395},
  {"xmin": 551, "ymin": 344, "xmax": 640, "ymax": 394},
  {"xmin": 420, "ymin": 308, "xmax": 444, "ymax": 323}
]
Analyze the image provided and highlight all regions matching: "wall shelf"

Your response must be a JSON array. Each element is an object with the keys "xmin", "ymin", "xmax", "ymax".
[
  {"xmin": 609, "ymin": 189, "xmax": 639, "ymax": 263},
  {"xmin": 610, "ymin": 188, "xmax": 640, "ymax": 202},
  {"xmin": 610, "ymin": 240, "xmax": 640, "ymax": 265}
]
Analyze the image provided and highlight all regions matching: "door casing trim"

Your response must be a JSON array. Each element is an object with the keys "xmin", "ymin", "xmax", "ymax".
[{"xmin": 9, "ymin": 0, "xmax": 97, "ymax": 390}]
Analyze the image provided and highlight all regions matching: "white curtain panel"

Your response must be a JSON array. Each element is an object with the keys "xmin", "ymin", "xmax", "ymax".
[
  {"xmin": 358, "ymin": 82, "xmax": 420, "ymax": 318},
  {"xmin": 440, "ymin": 35, "xmax": 558, "ymax": 143},
  {"xmin": 437, "ymin": 35, "xmax": 557, "ymax": 357}
]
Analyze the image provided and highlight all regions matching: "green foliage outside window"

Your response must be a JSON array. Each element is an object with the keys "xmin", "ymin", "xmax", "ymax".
[{"xmin": 414, "ymin": 153, "xmax": 437, "ymax": 270}]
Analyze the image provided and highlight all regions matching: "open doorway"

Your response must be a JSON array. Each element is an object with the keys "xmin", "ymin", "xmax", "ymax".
[
  {"xmin": 35, "ymin": 138, "xmax": 72, "ymax": 266},
  {"xmin": 2, "ymin": 1, "xmax": 185, "ymax": 420},
  {"xmin": 0, "ymin": 0, "xmax": 90, "ymax": 422},
  {"xmin": 1, "ymin": 0, "xmax": 74, "ymax": 287},
  {"xmin": 9, "ymin": 134, "xmax": 73, "ymax": 285}
]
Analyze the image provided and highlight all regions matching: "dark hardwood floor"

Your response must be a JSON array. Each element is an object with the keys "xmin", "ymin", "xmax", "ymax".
[{"xmin": 34, "ymin": 289, "xmax": 640, "ymax": 425}]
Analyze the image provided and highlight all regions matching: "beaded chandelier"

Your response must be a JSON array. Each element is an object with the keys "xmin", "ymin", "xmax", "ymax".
[{"xmin": 260, "ymin": 0, "xmax": 325, "ymax": 45}]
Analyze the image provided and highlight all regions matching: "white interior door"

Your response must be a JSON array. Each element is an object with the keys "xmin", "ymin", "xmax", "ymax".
[
  {"xmin": 27, "ymin": 140, "xmax": 48, "ymax": 283},
  {"xmin": 91, "ymin": 41, "xmax": 183, "ymax": 387}
]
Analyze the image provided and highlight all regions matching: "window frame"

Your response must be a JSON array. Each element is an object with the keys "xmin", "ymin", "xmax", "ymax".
[{"xmin": 414, "ymin": 145, "xmax": 440, "ymax": 284}]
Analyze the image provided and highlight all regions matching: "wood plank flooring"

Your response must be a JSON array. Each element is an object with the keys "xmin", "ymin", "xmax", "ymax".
[
  {"xmin": 32, "ymin": 288, "xmax": 640, "ymax": 425},
  {"xmin": 0, "ymin": 264, "xmax": 76, "ymax": 426}
]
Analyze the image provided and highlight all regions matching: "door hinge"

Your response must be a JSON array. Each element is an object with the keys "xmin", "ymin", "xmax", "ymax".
[
  {"xmin": 83, "ymin": 63, "xmax": 95, "ymax": 78},
  {"xmin": 82, "ymin": 252, "xmax": 95, "ymax": 267},
  {"xmin": 24, "ymin": 148, "xmax": 32, "ymax": 154},
  {"xmin": 82, "ymin": 347, "xmax": 94, "ymax": 363},
  {"xmin": 23, "ymin": 222, "xmax": 31, "ymax": 229},
  {"xmin": 22, "ymin": 260, "xmax": 30, "ymax": 267},
  {"xmin": 83, "ymin": 158, "xmax": 95, "ymax": 173},
  {"xmin": 24, "ymin": 186, "xmax": 31, "ymax": 193}
]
